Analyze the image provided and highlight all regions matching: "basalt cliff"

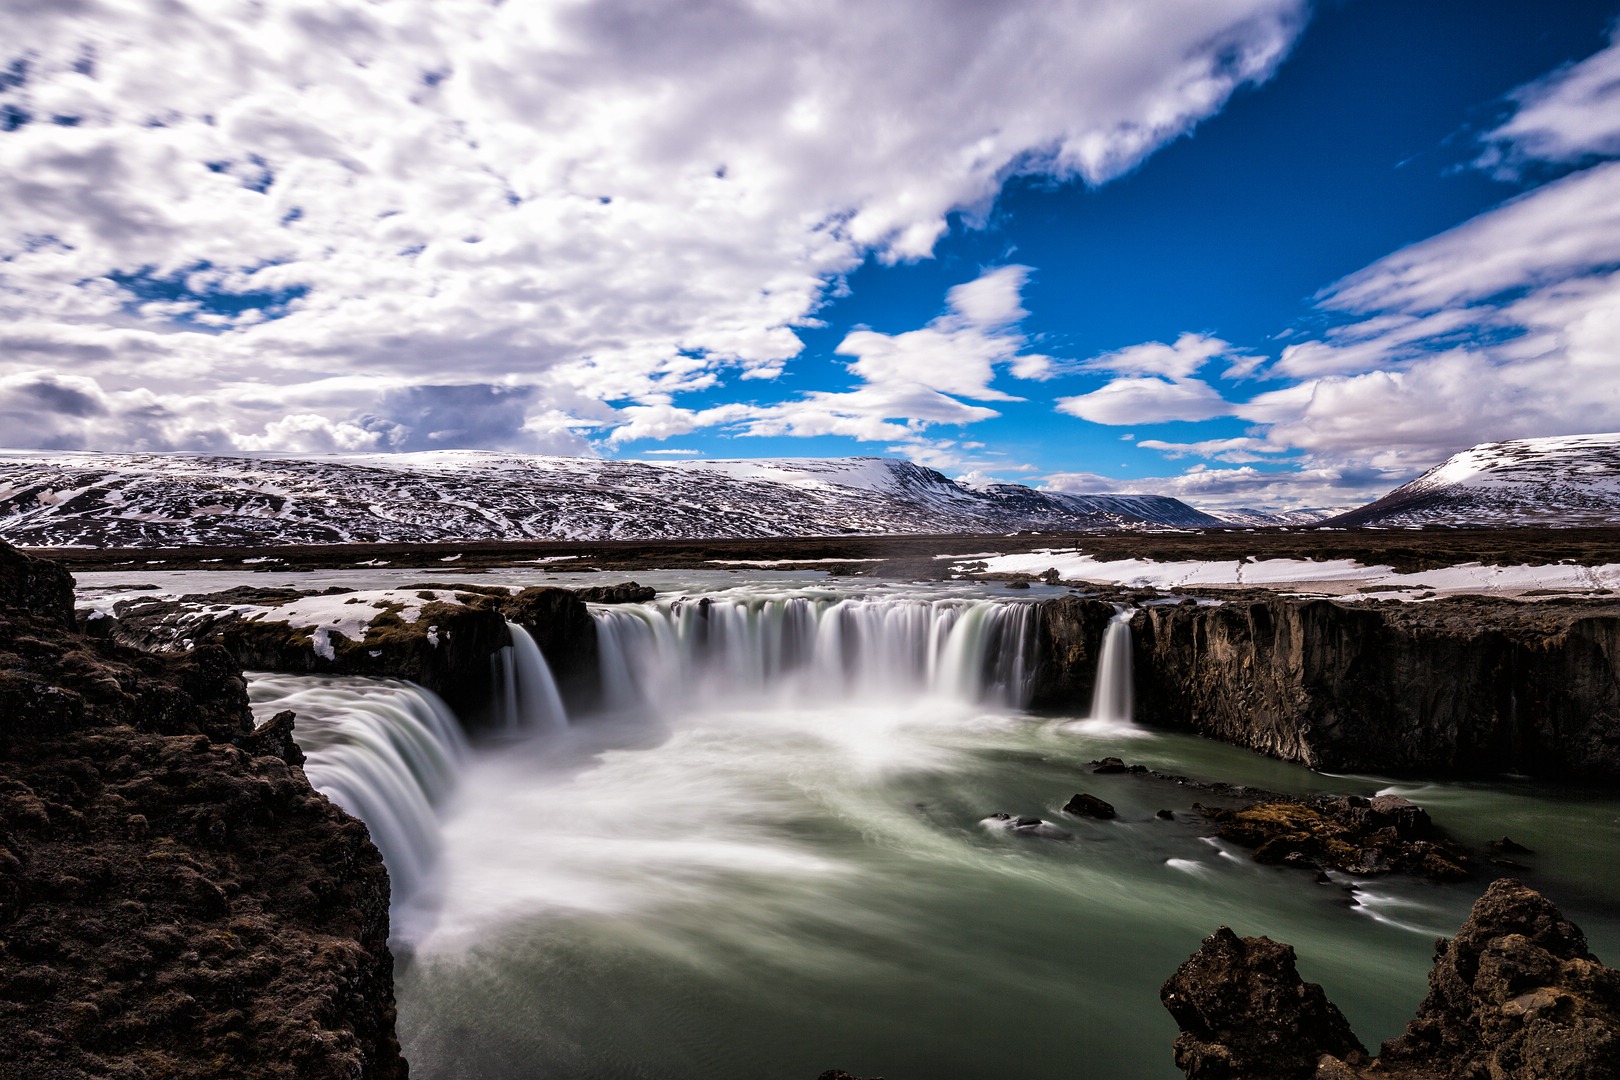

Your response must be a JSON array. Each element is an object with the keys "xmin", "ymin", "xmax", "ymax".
[
  {"xmin": 1033, "ymin": 594, "xmax": 1620, "ymax": 783},
  {"xmin": 0, "ymin": 540, "xmax": 407, "ymax": 1079}
]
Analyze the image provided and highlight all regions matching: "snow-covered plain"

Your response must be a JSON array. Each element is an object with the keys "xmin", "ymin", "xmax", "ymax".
[{"xmin": 961, "ymin": 549, "xmax": 1620, "ymax": 599}]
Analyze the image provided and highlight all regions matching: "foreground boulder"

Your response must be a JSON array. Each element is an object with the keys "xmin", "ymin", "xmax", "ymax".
[
  {"xmin": 1162, "ymin": 927, "xmax": 1366, "ymax": 1078},
  {"xmin": 1379, "ymin": 878, "xmax": 1620, "ymax": 1078},
  {"xmin": 0, "ymin": 542, "xmax": 406, "ymax": 1078},
  {"xmin": 1162, "ymin": 879, "xmax": 1620, "ymax": 1079}
]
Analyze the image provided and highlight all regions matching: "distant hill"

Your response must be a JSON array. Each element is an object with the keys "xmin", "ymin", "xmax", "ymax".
[
  {"xmin": 1326, "ymin": 434, "xmax": 1620, "ymax": 528},
  {"xmin": 1206, "ymin": 507, "xmax": 1330, "ymax": 527},
  {"xmin": 0, "ymin": 451, "xmax": 1226, "ymax": 547}
]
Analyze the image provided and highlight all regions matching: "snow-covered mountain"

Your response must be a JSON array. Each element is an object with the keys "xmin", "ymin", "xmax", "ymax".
[
  {"xmin": 1327, "ymin": 434, "xmax": 1620, "ymax": 527},
  {"xmin": 0, "ymin": 451, "xmax": 1226, "ymax": 547},
  {"xmin": 1207, "ymin": 507, "xmax": 1332, "ymax": 527}
]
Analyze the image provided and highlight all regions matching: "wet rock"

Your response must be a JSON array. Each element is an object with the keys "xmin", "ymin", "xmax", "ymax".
[
  {"xmin": 1489, "ymin": 835, "xmax": 1534, "ymax": 855},
  {"xmin": 574, "ymin": 581, "xmax": 656, "ymax": 604},
  {"xmin": 982, "ymin": 812, "xmax": 1073, "ymax": 841},
  {"xmin": 1196, "ymin": 794, "xmax": 1472, "ymax": 883},
  {"xmin": 1092, "ymin": 756, "xmax": 1129, "ymax": 774},
  {"xmin": 1165, "ymin": 880, "xmax": 1620, "ymax": 1080},
  {"xmin": 234, "ymin": 709, "xmax": 305, "ymax": 767},
  {"xmin": 1379, "ymin": 878, "xmax": 1620, "ymax": 1078},
  {"xmin": 1026, "ymin": 597, "xmax": 1117, "ymax": 710},
  {"xmin": 1161, "ymin": 926, "xmax": 1366, "ymax": 1079},
  {"xmin": 1156, "ymin": 809, "xmax": 1176, "ymax": 820},
  {"xmin": 1062, "ymin": 793, "xmax": 1117, "ymax": 819}
]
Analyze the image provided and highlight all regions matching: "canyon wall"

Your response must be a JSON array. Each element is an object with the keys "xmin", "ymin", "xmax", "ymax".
[
  {"xmin": 1034, "ymin": 595, "xmax": 1620, "ymax": 782},
  {"xmin": 0, "ymin": 542, "xmax": 408, "ymax": 1079}
]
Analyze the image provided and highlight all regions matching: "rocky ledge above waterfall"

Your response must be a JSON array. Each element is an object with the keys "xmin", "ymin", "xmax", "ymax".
[
  {"xmin": 0, "ymin": 541, "xmax": 407, "ymax": 1078},
  {"xmin": 1033, "ymin": 594, "xmax": 1620, "ymax": 784},
  {"xmin": 1162, "ymin": 879, "xmax": 1620, "ymax": 1079},
  {"xmin": 80, "ymin": 580, "xmax": 642, "ymax": 718}
]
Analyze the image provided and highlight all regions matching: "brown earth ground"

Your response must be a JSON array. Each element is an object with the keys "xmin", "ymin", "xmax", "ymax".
[{"xmin": 28, "ymin": 525, "xmax": 1620, "ymax": 580}]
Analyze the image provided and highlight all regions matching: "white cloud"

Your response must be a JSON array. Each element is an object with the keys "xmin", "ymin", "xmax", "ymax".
[
  {"xmin": 0, "ymin": 0, "xmax": 1306, "ymax": 451},
  {"xmin": 1218, "ymin": 35, "xmax": 1620, "ymax": 484},
  {"xmin": 1055, "ymin": 376, "xmax": 1231, "ymax": 425},
  {"xmin": 1080, "ymin": 331, "xmax": 1248, "ymax": 379},
  {"xmin": 607, "ymin": 264, "xmax": 1052, "ymax": 446},
  {"xmin": 1319, "ymin": 161, "xmax": 1620, "ymax": 316},
  {"xmin": 1136, "ymin": 436, "xmax": 1289, "ymax": 463},
  {"xmin": 1041, "ymin": 463, "xmax": 1380, "ymax": 512},
  {"xmin": 1481, "ymin": 26, "xmax": 1620, "ymax": 171}
]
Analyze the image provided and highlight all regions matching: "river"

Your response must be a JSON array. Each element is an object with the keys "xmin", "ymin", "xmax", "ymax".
[{"xmin": 216, "ymin": 573, "xmax": 1620, "ymax": 1079}]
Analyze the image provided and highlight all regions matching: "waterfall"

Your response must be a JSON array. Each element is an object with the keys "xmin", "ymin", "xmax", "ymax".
[
  {"xmin": 1088, "ymin": 610, "xmax": 1135, "ymax": 724},
  {"xmin": 248, "ymin": 674, "xmax": 469, "ymax": 905},
  {"xmin": 491, "ymin": 621, "xmax": 569, "ymax": 732},
  {"xmin": 589, "ymin": 594, "xmax": 1036, "ymax": 711}
]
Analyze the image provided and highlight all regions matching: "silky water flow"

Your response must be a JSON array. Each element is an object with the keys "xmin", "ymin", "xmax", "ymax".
[{"xmin": 247, "ymin": 583, "xmax": 1620, "ymax": 1080}]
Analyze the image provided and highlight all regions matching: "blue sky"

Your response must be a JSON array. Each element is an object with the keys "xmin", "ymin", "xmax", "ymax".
[{"xmin": 4, "ymin": 0, "xmax": 1620, "ymax": 511}]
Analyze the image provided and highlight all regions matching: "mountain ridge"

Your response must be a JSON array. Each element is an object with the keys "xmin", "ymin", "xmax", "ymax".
[
  {"xmin": 0, "ymin": 450, "xmax": 1229, "ymax": 547},
  {"xmin": 1326, "ymin": 433, "xmax": 1620, "ymax": 528}
]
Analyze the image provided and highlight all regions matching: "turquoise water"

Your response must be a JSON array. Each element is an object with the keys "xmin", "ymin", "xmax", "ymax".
[{"xmin": 389, "ymin": 699, "xmax": 1619, "ymax": 1079}]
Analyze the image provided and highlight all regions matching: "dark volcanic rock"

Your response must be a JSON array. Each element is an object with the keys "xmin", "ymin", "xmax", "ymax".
[
  {"xmin": 0, "ymin": 542, "xmax": 406, "ymax": 1079},
  {"xmin": 982, "ymin": 812, "xmax": 1073, "ymax": 841},
  {"xmin": 1161, "ymin": 926, "xmax": 1367, "ymax": 1079},
  {"xmin": 1379, "ymin": 878, "xmax": 1620, "ymax": 1078},
  {"xmin": 1026, "ymin": 597, "xmax": 1116, "ymax": 710},
  {"xmin": 1030, "ymin": 594, "xmax": 1620, "ymax": 783},
  {"xmin": 0, "ymin": 542, "xmax": 75, "ymax": 629},
  {"xmin": 1196, "ymin": 793, "xmax": 1472, "ymax": 882},
  {"xmin": 1062, "ymin": 793, "xmax": 1117, "ymax": 819},
  {"xmin": 1164, "ymin": 880, "xmax": 1620, "ymax": 1079},
  {"xmin": 574, "ymin": 581, "xmax": 656, "ymax": 604}
]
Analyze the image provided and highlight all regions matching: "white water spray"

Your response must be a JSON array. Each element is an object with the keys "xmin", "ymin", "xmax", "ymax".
[
  {"xmin": 248, "ymin": 674, "xmax": 469, "ymax": 904},
  {"xmin": 1088, "ymin": 610, "xmax": 1135, "ymax": 724}
]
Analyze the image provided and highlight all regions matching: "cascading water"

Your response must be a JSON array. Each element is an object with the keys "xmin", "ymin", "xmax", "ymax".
[
  {"xmin": 491, "ymin": 621, "xmax": 569, "ymax": 732},
  {"xmin": 1088, "ymin": 609, "xmax": 1135, "ymax": 725},
  {"xmin": 218, "ymin": 575, "xmax": 1620, "ymax": 1080},
  {"xmin": 247, "ymin": 673, "xmax": 469, "ymax": 905},
  {"xmin": 589, "ymin": 594, "xmax": 1037, "ymax": 711}
]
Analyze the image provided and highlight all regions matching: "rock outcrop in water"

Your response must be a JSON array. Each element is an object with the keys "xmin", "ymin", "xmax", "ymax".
[
  {"xmin": 0, "ymin": 541, "xmax": 406, "ymax": 1078},
  {"xmin": 1163, "ymin": 879, "xmax": 1620, "ymax": 1079},
  {"xmin": 1161, "ymin": 926, "xmax": 1367, "ymax": 1078},
  {"xmin": 1197, "ymin": 793, "xmax": 1473, "ymax": 882},
  {"xmin": 1032, "ymin": 594, "xmax": 1620, "ymax": 782}
]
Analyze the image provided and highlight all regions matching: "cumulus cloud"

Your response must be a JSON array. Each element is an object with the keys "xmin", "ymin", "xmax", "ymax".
[
  {"xmin": 0, "ymin": 0, "xmax": 1306, "ymax": 451},
  {"xmin": 1079, "ymin": 332, "xmax": 1249, "ymax": 379},
  {"xmin": 608, "ymin": 264, "xmax": 1055, "ymax": 446},
  {"xmin": 1055, "ymin": 376, "xmax": 1231, "ymax": 425}
]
